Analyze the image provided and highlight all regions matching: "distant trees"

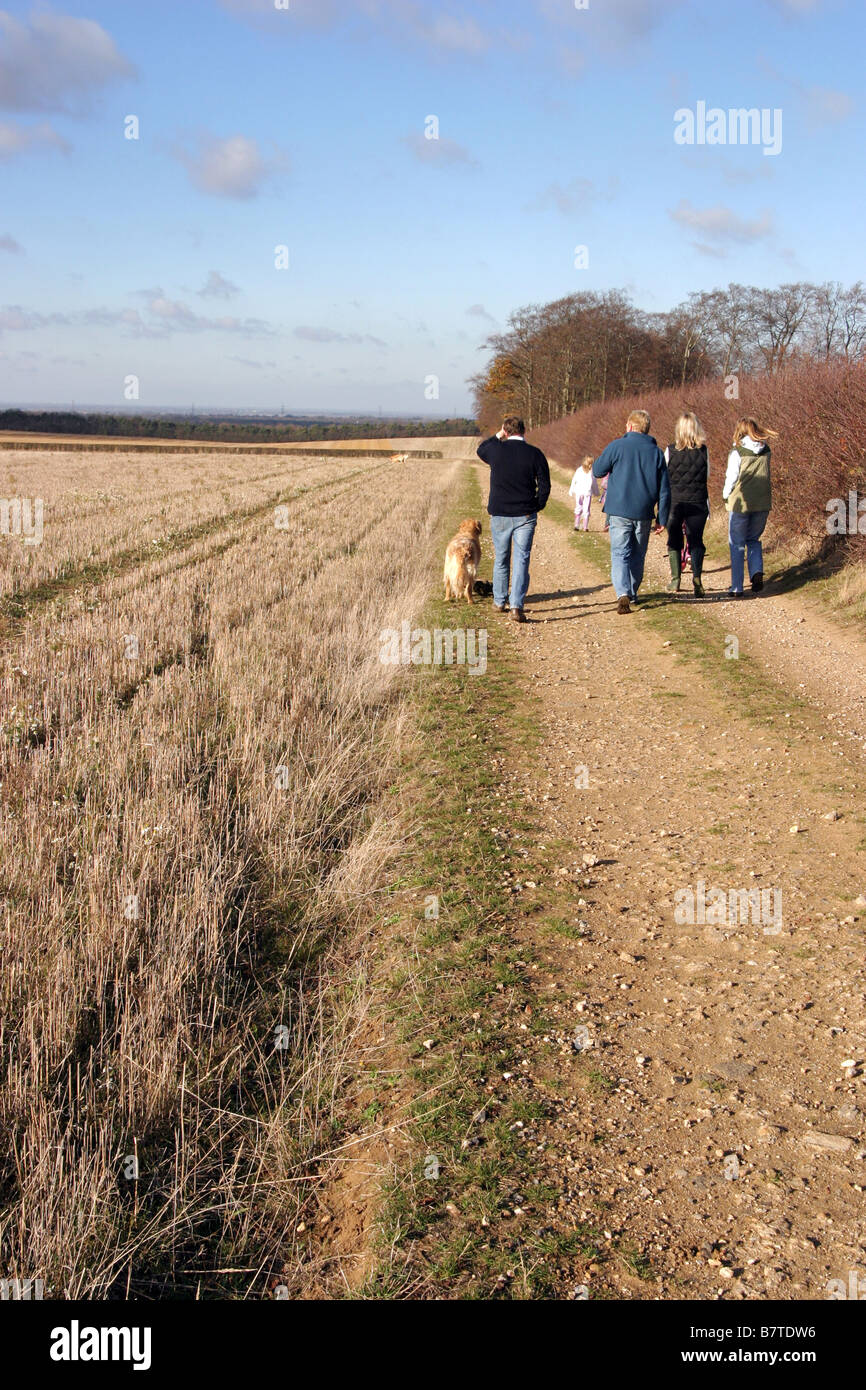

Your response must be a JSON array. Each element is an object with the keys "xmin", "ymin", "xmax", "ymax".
[
  {"xmin": 472, "ymin": 281, "xmax": 866, "ymax": 432},
  {"xmin": 0, "ymin": 410, "xmax": 478, "ymax": 443}
]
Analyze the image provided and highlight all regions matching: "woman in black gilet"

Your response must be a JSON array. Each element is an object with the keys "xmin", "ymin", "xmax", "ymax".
[{"xmin": 664, "ymin": 412, "xmax": 709, "ymax": 597}]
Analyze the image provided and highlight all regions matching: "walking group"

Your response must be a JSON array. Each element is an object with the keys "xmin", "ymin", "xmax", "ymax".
[{"xmin": 477, "ymin": 410, "xmax": 777, "ymax": 618}]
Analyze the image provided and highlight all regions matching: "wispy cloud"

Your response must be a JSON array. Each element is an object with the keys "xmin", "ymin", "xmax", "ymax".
[
  {"xmin": 0, "ymin": 10, "xmax": 134, "ymax": 114},
  {"xmin": 294, "ymin": 325, "xmax": 387, "ymax": 347},
  {"xmin": 411, "ymin": 10, "xmax": 488, "ymax": 54},
  {"xmin": 220, "ymin": 0, "xmax": 491, "ymax": 51},
  {"xmin": 669, "ymin": 198, "xmax": 774, "ymax": 254},
  {"xmin": 769, "ymin": 0, "xmax": 822, "ymax": 14},
  {"xmin": 174, "ymin": 133, "xmax": 288, "ymax": 199},
  {"xmin": 466, "ymin": 304, "xmax": 495, "ymax": 323},
  {"xmin": 403, "ymin": 131, "xmax": 476, "ymax": 166},
  {"xmin": 526, "ymin": 175, "xmax": 616, "ymax": 215},
  {"xmin": 557, "ymin": 45, "xmax": 586, "ymax": 77},
  {"xmin": 802, "ymin": 84, "xmax": 853, "ymax": 125},
  {"xmin": 760, "ymin": 57, "xmax": 853, "ymax": 128},
  {"xmin": 0, "ymin": 232, "xmax": 23, "ymax": 253},
  {"xmin": 142, "ymin": 290, "xmax": 275, "ymax": 335},
  {"xmin": 198, "ymin": 269, "xmax": 241, "ymax": 299},
  {"xmin": 534, "ymin": 0, "xmax": 684, "ymax": 55},
  {"xmin": 0, "ymin": 294, "xmax": 276, "ymax": 340},
  {"xmin": 0, "ymin": 118, "xmax": 70, "ymax": 160}
]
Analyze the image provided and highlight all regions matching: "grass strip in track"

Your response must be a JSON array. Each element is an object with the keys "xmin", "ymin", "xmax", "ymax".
[{"xmin": 357, "ymin": 466, "xmax": 599, "ymax": 1299}]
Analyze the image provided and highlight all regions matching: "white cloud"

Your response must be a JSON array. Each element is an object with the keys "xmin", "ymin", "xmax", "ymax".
[
  {"xmin": 466, "ymin": 304, "xmax": 495, "ymax": 323},
  {"xmin": 175, "ymin": 133, "xmax": 287, "ymax": 199},
  {"xmin": 0, "ymin": 10, "xmax": 134, "ymax": 114},
  {"xmin": 0, "ymin": 232, "xmax": 23, "ymax": 253},
  {"xmin": 669, "ymin": 199, "xmax": 774, "ymax": 244},
  {"xmin": 0, "ymin": 118, "xmax": 70, "ymax": 159}
]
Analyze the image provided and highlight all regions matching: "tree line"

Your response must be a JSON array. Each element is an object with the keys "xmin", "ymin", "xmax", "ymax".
[
  {"xmin": 471, "ymin": 282, "xmax": 866, "ymax": 433},
  {"xmin": 0, "ymin": 410, "xmax": 477, "ymax": 443}
]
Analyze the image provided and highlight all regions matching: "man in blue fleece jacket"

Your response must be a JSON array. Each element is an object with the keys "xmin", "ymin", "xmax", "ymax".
[{"xmin": 593, "ymin": 409, "xmax": 670, "ymax": 614}]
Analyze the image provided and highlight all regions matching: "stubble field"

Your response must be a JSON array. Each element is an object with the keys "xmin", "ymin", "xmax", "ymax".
[{"xmin": 0, "ymin": 445, "xmax": 454, "ymax": 1298}]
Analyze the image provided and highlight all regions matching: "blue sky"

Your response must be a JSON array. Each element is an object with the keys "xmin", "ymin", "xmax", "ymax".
[{"xmin": 0, "ymin": 0, "xmax": 861, "ymax": 414}]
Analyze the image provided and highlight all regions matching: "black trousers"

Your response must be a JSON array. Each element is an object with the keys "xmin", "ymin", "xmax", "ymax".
[{"xmin": 666, "ymin": 503, "xmax": 707, "ymax": 571}]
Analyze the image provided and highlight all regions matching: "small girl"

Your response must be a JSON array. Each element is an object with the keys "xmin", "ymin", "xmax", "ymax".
[{"xmin": 569, "ymin": 455, "xmax": 595, "ymax": 531}]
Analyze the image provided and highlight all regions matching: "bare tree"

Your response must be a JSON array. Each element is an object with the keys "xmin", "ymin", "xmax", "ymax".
[{"xmin": 748, "ymin": 283, "xmax": 815, "ymax": 373}]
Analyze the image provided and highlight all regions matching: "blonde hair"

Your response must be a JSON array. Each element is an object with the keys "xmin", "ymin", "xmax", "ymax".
[
  {"xmin": 673, "ymin": 412, "xmax": 706, "ymax": 450},
  {"xmin": 626, "ymin": 409, "xmax": 651, "ymax": 434},
  {"xmin": 578, "ymin": 455, "xmax": 593, "ymax": 470},
  {"xmin": 733, "ymin": 417, "xmax": 779, "ymax": 446}
]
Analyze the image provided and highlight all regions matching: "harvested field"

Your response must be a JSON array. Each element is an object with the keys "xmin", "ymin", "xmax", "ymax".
[{"xmin": 0, "ymin": 446, "xmax": 456, "ymax": 1298}]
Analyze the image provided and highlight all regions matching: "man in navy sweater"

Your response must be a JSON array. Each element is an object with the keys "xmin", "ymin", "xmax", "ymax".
[
  {"xmin": 593, "ymin": 409, "xmax": 670, "ymax": 615},
  {"xmin": 477, "ymin": 416, "xmax": 551, "ymax": 622}
]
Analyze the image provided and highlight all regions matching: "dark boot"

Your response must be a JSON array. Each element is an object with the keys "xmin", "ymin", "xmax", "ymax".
[
  {"xmin": 692, "ymin": 557, "xmax": 705, "ymax": 597},
  {"xmin": 667, "ymin": 549, "xmax": 682, "ymax": 592}
]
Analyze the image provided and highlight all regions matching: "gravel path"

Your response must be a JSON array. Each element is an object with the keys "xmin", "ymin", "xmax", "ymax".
[
  {"xmin": 551, "ymin": 465, "xmax": 866, "ymax": 761},
  {"xmin": 481, "ymin": 474, "xmax": 866, "ymax": 1300}
]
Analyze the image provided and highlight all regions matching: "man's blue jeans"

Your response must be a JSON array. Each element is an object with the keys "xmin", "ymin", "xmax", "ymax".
[
  {"xmin": 489, "ymin": 513, "xmax": 537, "ymax": 610},
  {"xmin": 607, "ymin": 515, "xmax": 652, "ymax": 600},
  {"xmin": 728, "ymin": 510, "xmax": 768, "ymax": 592}
]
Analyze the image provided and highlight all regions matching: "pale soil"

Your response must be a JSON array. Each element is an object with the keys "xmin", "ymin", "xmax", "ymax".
[
  {"xmin": 551, "ymin": 466, "xmax": 866, "ymax": 761},
  {"xmin": 483, "ymin": 478, "xmax": 866, "ymax": 1299}
]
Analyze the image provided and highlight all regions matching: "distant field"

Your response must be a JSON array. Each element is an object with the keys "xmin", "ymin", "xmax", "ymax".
[
  {"xmin": 0, "ymin": 445, "xmax": 457, "ymax": 1297},
  {"xmin": 0, "ymin": 432, "xmax": 479, "ymax": 457}
]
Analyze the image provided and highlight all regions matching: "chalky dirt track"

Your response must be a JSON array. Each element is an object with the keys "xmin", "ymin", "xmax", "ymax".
[{"xmin": 453, "ymin": 462, "xmax": 866, "ymax": 1299}]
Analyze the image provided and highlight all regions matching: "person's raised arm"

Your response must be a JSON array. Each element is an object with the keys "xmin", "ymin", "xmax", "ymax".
[{"xmin": 477, "ymin": 435, "xmax": 499, "ymax": 465}]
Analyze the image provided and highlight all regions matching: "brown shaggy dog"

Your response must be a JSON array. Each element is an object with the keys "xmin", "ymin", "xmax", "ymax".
[{"xmin": 443, "ymin": 518, "xmax": 482, "ymax": 603}]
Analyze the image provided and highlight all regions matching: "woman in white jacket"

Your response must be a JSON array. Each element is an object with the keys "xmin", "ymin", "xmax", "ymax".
[{"xmin": 722, "ymin": 417, "xmax": 778, "ymax": 596}]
